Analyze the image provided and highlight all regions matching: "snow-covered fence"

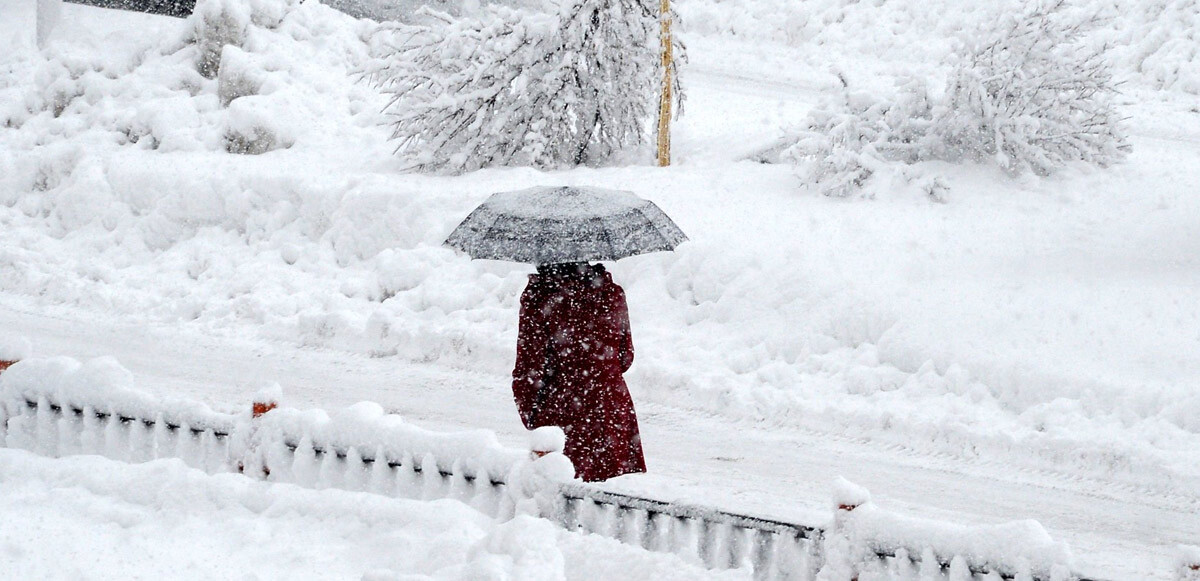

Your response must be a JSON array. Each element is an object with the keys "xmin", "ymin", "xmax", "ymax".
[
  {"xmin": 0, "ymin": 357, "xmax": 564, "ymax": 521},
  {"xmin": 0, "ymin": 357, "xmax": 1112, "ymax": 581},
  {"xmin": 556, "ymin": 483, "xmax": 823, "ymax": 579},
  {"xmin": 551, "ymin": 480, "xmax": 1111, "ymax": 581}
]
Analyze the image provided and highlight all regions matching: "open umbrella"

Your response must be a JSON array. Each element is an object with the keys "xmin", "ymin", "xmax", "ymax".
[{"xmin": 444, "ymin": 186, "xmax": 687, "ymax": 265}]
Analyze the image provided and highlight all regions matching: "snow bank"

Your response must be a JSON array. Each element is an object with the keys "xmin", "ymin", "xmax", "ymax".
[{"xmin": 0, "ymin": 448, "xmax": 736, "ymax": 580}]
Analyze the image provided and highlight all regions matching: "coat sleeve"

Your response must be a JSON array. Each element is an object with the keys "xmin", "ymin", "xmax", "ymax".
[
  {"xmin": 612, "ymin": 285, "xmax": 635, "ymax": 373},
  {"xmin": 512, "ymin": 284, "xmax": 550, "ymax": 429}
]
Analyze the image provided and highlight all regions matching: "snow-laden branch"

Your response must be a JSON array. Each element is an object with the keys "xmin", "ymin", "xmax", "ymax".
[{"xmin": 367, "ymin": 0, "xmax": 685, "ymax": 174}]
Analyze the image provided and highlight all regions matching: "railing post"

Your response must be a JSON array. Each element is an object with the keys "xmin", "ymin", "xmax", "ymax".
[
  {"xmin": 237, "ymin": 386, "xmax": 280, "ymax": 477},
  {"xmin": 1179, "ymin": 546, "xmax": 1200, "ymax": 581},
  {"xmin": 0, "ymin": 337, "xmax": 30, "ymax": 375},
  {"xmin": 516, "ymin": 426, "xmax": 572, "ymax": 520},
  {"xmin": 529, "ymin": 425, "xmax": 565, "ymax": 459},
  {"xmin": 0, "ymin": 354, "xmax": 16, "ymax": 446}
]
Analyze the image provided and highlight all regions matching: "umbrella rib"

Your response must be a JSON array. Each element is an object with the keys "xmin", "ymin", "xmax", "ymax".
[
  {"xmin": 631, "ymin": 204, "xmax": 674, "ymax": 251},
  {"xmin": 593, "ymin": 216, "xmax": 616, "ymax": 262},
  {"xmin": 481, "ymin": 214, "xmax": 522, "ymax": 263}
]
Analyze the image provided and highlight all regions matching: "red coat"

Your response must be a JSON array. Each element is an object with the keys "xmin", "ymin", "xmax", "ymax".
[{"xmin": 512, "ymin": 264, "xmax": 647, "ymax": 482}]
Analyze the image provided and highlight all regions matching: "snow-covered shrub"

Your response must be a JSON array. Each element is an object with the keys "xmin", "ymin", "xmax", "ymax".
[
  {"xmin": 786, "ymin": 76, "xmax": 940, "ymax": 198},
  {"xmin": 784, "ymin": 0, "xmax": 1128, "ymax": 196},
  {"xmin": 936, "ymin": 0, "xmax": 1128, "ymax": 176},
  {"xmin": 369, "ymin": 0, "xmax": 683, "ymax": 174}
]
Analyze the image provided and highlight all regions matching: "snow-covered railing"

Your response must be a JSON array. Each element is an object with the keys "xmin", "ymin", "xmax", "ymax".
[
  {"xmin": 556, "ymin": 483, "xmax": 823, "ymax": 579},
  {"xmin": 550, "ymin": 480, "xmax": 1113, "ymax": 581},
  {"xmin": 0, "ymin": 356, "xmax": 1115, "ymax": 581},
  {"xmin": 0, "ymin": 357, "xmax": 564, "ymax": 520}
]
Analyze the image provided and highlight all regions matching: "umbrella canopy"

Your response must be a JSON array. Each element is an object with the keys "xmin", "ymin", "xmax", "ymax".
[{"xmin": 444, "ymin": 186, "xmax": 688, "ymax": 265}]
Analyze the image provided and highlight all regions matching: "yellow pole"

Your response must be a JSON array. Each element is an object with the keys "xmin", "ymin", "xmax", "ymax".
[{"xmin": 656, "ymin": 0, "xmax": 672, "ymax": 167}]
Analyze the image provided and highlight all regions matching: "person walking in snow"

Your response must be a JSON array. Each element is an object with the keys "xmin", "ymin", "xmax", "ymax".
[
  {"xmin": 511, "ymin": 262, "xmax": 647, "ymax": 482},
  {"xmin": 444, "ymin": 185, "xmax": 686, "ymax": 481}
]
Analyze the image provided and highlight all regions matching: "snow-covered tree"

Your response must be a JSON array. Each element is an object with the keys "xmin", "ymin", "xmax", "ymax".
[
  {"xmin": 782, "ymin": 0, "xmax": 1127, "ymax": 197},
  {"xmin": 935, "ymin": 0, "xmax": 1128, "ymax": 176},
  {"xmin": 369, "ymin": 0, "xmax": 683, "ymax": 174}
]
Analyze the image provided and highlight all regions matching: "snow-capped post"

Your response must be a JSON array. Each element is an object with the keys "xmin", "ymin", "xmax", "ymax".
[
  {"xmin": 505, "ymin": 426, "xmax": 573, "ymax": 520},
  {"xmin": 253, "ymin": 393, "xmax": 279, "ymax": 418},
  {"xmin": 529, "ymin": 425, "xmax": 565, "ymax": 459},
  {"xmin": 1178, "ymin": 545, "xmax": 1200, "ymax": 581},
  {"xmin": 817, "ymin": 477, "xmax": 874, "ymax": 581},
  {"xmin": 0, "ymin": 337, "xmax": 31, "ymax": 376},
  {"xmin": 235, "ymin": 384, "xmax": 282, "ymax": 477},
  {"xmin": 656, "ymin": 0, "xmax": 672, "ymax": 167}
]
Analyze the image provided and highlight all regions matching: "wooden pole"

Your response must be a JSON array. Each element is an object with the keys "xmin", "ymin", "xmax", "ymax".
[{"xmin": 656, "ymin": 0, "xmax": 672, "ymax": 167}]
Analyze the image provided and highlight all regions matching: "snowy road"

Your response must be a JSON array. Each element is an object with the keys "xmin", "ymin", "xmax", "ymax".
[{"xmin": 3, "ymin": 296, "xmax": 1193, "ymax": 581}]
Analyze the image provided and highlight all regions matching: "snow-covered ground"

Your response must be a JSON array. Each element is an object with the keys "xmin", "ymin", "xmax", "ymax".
[
  {"xmin": 2, "ymin": 0, "xmax": 1199, "ymax": 579},
  {"xmin": 0, "ymin": 447, "xmax": 742, "ymax": 579}
]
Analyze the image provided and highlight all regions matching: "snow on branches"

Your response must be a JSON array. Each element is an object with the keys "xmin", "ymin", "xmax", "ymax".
[
  {"xmin": 369, "ymin": 0, "xmax": 683, "ymax": 174},
  {"xmin": 937, "ymin": 0, "xmax": 1128, "ymax": 176},
  {"xmin": 782, "ymin": 0, "xmax": 1128, "ymax": 198}
]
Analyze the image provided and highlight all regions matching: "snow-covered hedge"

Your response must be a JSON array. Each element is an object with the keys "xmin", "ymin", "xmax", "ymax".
[{"xmin": 368, "ymin": 0, "xmax": 683, "ymax": 173}]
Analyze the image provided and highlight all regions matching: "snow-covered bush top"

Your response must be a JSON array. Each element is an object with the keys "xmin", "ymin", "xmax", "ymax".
[
  {"xmin": 369, "ymin": 0, "xmax": 683, "ymax": 174},
  {"xmin": 781, "ymin": 0, "xmax": 1128, "ymax": 197}
]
